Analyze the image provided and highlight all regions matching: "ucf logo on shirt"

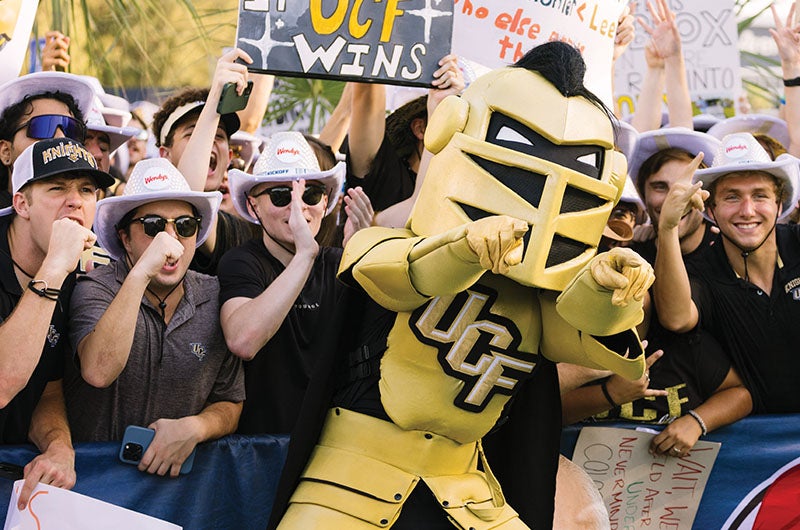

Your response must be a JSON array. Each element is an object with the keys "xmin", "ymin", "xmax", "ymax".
[{"xmin": 409, "ymin": 285, "xmax": 537, "ymax": 412}]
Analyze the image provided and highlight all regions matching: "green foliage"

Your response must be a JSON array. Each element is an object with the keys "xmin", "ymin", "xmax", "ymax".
[
  {"xmin": 33, "ymin": 0, "xmax": 238, "ymax": 94},
  {"xmin": 264, "ymin": 77, "xmax": 346, "ymax": 134}
]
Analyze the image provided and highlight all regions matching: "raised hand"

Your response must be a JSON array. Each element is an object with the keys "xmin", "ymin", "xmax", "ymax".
[
  {"xmin": 637, "ymin": 0, "xmax": 681, "ymax": 61},
  {"xmin": 41, "ymin": 31, "xmax": 71, "ymax": 72},
  {"xmin": 289, "ymin": 179, "xmax": 320, "ymax": 258},
  {"xmin": 41, "ymin": 218, "xmax": 97, "ymax": 279},
  {"xmin": 207, "ymin": 47, "xmax": 253, "ymax": 110},
  {"xmin": 770, "ymin": 4, "xmax": 800, "ymax": 70},
  {"xmin": 614, "ymin": 3, "xmax": 636, "ymax": 62},
  {"xmin": 343, "ymin": 186, "xmax": 374, "ymax": 247},
  {"xmin": 429, "ymin": 54, "xmax": 465, "ymax": 112},
  {"xmin": 465, "ymin": 215, "xmax": 528, "ymax": 275},
  {"xmin": 603, "ymin": 348, "xmax": 667, "ymax": 406},
  {"xmin": 657, "ymin": 153, "xmax": 707, "ymax": 232},
  {"xmin": 130, "ymin": 231, "xmax": 185, "ymax": 281}
]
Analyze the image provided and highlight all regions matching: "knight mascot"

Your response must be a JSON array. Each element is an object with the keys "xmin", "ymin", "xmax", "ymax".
[{"xmin": 268, "ymin": 42, "xmax": 652, "ymax": 530}]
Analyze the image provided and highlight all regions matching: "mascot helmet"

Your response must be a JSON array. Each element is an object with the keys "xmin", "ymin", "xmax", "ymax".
[{"xmin": 411, "ymin": 43, "xmax": 627, "ymax": 290}]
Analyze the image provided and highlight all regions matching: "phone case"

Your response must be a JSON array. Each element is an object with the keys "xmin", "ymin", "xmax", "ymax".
[
  {"xmin": 216, "ymin": 81, "xmax": 253, "ymax": 115},
  {"xmin": 119, "ymin": 425, "xmax": 196, "ymax": 474}
]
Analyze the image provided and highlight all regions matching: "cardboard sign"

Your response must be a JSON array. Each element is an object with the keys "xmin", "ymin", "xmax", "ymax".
[
  {"xmin": 613, "ymin": 0, "xmax": 741, "ymax": 118},
  {"xmin": 236, "ymin": 0, "xmax": 454, "ymax": 87},
  {"xmin": 451, "ymin": 0, "xmax": 629, "ymax": 105},
  {"xmin": 571, "ymin": 426, "xmax": 720, "ymax": 529},
  {"xmin": 4, "ymin": 481, "xmax": 180, "ymax": 530},
  {"xmin": 0, "ymin": 0, "xmax": 40, "ymax": 84}
]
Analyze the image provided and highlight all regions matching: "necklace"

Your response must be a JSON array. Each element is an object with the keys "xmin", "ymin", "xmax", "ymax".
[{"xmin": 146, "ymin": 281, "xmax": 183, "ymax": 321}]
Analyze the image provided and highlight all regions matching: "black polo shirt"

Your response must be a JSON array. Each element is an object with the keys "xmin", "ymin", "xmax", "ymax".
[
  {"xmin": 690, "ymin": 224, "xmax": 800, "ymax": 413},
  {"xmin": 0, "ymin": 215, "xmax": 73, "ymax": 444}
]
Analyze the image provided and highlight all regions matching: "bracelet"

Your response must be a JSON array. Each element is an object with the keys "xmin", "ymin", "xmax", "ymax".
[
  {"xmin": 687, "ymin": 409, "xmax": 708, "ymax": 436},
  {"xmin": 27, "ymin": 280, "xmax": 61, "ymax": 301},
  {"xmin": 600, "ymin": 380, "xmax": 618, "ymax": 408},
  {"xmin": 784, "ymin": 76, "xmax": 800, "ymax": 87}
]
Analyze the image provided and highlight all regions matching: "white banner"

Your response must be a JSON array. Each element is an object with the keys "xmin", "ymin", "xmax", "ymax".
[
  {"xmin": 0, "ymin": 0, "xmax": 39, "ymax": 84},
  {"xmin": 452, "ymin": 0, "xmax": 629, "ymax": 105},
  {"xmin": 613, "ymin": 0, "xmax": 741, "ymax": 118},
  {"xmin": 571, "ymin": 426, "xmax": 720, "ymax": 530},
  {"xmin": 4, "ymin": 481, "xmax": 180, "ymax": 530}
]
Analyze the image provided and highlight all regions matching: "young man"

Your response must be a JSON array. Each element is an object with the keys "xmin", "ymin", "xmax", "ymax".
[
  {"xmin": 0, "ymin": 72, "xmax": 95, "ymax": 206},
  {"xmin": 65, "ymin": 158, "xmax": 244, "ymax": 477},
  {"xmin": 0, "ymin": 137, "xmax": 112, "ymax": 508},
  {"xmin": 654, "ymin": 132, "xmax": 800, "ymax": 414},
  {"xmin": 152, "ymin": 49, "xmax": 262, "ymax": 275},
  {"xmin": 218, "ymin": 131, "xmax": 349, "ymax": 435}
]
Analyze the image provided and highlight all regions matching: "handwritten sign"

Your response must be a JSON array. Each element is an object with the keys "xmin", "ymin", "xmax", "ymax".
[
  {"xmin": 571, "ymin": 426, "xmax": 720, "ymax": 530},
  {"xmin": 613, "ymin": 0, "xmax": 741, "ymax": 118},
  {"xmin": 451, "ymin": 0, "xmax": 629, "ymax": 105},
  {"xmin": 4, "ymin": 481, "xmax": 180, "ymax": 530},
  {"xmin": 236, "ymin": 0, "xmax": 454, "ymax": 87}
]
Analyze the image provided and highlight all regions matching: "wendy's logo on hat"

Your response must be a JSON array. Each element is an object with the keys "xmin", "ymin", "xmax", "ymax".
[
  {"xmin": 275, "ymin": 141, "xmax": 302, "ymax": 163},
  {"xmin": 143, "ymin": 173, "xmax": 171, "ymax": 190},
  {"xmin": 724, "ymin": 140, "xmax": 750, "ymax": 159}
]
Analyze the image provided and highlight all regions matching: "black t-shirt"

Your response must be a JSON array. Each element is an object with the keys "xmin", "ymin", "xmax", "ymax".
[
  {"xmin": 0, "ymin": 216, "xmax": 72, "ymax": 444},
  {"xmin": 218, "ymin": 241, "xmax": 349, "ymax": 434},
  {"xmin": 190, "ymin": 210, "xmax": 260, "ymax": 276},
  {"xmin": 596, "ymin": 330, "xmax": 730, "ymax": 422},
  {"xmin": 690, "ymin": 224, "xmax": 800, "ymax": 413},
  {"xmin": 346, "ymin": 133, "xmax": 416, "ymax": 212}
]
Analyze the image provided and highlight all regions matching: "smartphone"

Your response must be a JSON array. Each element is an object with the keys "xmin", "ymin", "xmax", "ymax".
[
  {"xmin": 216, "ymin": 81, "xmax": 253, "ymax": 115},
  {"xmin": 0, "ymin": 462, "xmax": 24, "ymax": 481},
  {"xmin": 119, "ymin": 425, "xmax": 196, "ymax": 474}
]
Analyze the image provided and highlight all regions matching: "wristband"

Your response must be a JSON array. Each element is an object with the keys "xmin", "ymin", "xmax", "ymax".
[
  {"xmin": 600, "ymin": 380, "xmax": 618, "ymax": 408},
  {"xmin": 687, "ymin": 409, "xmax": 708, "ymax": 436},
  {"xmin": 784, "ymin": 76, "xmax": 800, "ymax": 87},
  {"xmin": 28, "ymin": 280, "xmax": 61, "ymax": 301}
]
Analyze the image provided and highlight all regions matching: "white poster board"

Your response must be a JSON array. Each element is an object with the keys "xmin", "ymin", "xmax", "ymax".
[
  {"xmin": 613, "ymin": 0, "xmax": 741, "ymax": 118},
  {"xmin": 4, "ymin": 481, "xmax": 181, "ymax": 530},
  {"xmin": 452, "ymin": 0, "xmax": 629, "ymax": 105},
  {"xmin": 0, "ymin": 0, "xmax": 39, "ymax": 84},
  {"xmin": 571, "ymin": 427, "xmax": 720, "ymax": 529}
]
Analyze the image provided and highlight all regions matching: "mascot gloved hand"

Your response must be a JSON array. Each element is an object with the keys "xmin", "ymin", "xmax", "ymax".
[
  {"xmin": 590, "ymin": 247, "xmax": 655, "ymax": 306},
  {"xmin": 465, "ymin": 216, "xmax": 528, "ymax": 275}
]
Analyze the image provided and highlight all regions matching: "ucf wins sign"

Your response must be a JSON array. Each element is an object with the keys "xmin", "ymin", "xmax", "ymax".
[{"xmin": 236, "ymin": 0, "xmax": 454, "ymax": 87}]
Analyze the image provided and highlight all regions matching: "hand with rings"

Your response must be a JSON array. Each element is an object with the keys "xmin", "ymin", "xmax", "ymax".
[{"xmin": 650, "ymin": 412, "xmax": 707, "ymax": 457}]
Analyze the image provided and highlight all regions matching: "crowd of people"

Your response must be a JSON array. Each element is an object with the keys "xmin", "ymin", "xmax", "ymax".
[{"xmin": 2, "ymin": 1, "xmax": 800, "ymax": 528}]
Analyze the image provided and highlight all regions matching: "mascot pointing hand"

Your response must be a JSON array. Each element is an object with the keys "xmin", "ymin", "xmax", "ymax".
[{"xmin": 272, "ymin": 42, "xmax": 654, "ymax": 530}]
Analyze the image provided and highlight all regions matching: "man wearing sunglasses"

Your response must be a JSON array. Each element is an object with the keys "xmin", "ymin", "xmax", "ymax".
[
  {"xmin": 0, "ymin": 137, "xmax": 113, "ymax": 509},
  {"xmin": 64, "ymin": 158, "xmax": 244, "ymax": 477},
  {"xmin": 0, "ymin": 72, "xmax": 96, "ymax": 208},
  {"xmin": 217, "ymin": 131, "xmax": 349, "ymax": 435}
]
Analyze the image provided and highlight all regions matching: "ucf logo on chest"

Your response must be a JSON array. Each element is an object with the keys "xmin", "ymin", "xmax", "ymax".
[{"xmin": 409, "ymin": 285, "xmax": 537, "ymax": 412}]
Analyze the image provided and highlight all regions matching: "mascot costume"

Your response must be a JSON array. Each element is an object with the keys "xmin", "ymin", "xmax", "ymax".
[{"xmin": 268, "ymin": 42, "xmax": 653, "ymax": 530}]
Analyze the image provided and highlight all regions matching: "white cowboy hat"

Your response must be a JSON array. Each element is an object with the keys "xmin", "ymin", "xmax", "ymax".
[
  {"xmin": 228, "ymin": 131, "xmax": 344, "ymax": 224},
  {"xmin": 707, "ymin": 114, "xmax": 790, "ymax": 151},
  {"xmin": 85, "ymin": 100, "xmax": 142, "ymax": 155},
  {"xmin": 694, "ymin": 132, "xmax": 800, "ymax": 220},
  {"xmin": 627, "ymin": 127, "xmax": 722, "ymax": 190},
  {"xmin": 0, "ymin": 72, "xmax": 95, "ymax": 120},
  {"xmin": 94, "ymin": 158, "xmax": 221, "ymax": 260}
]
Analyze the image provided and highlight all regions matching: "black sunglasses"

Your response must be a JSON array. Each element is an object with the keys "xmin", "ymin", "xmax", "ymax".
[
  {"xmin": 130, "ymin": 215, "xmax": 202, "ymax": 238},
  {"xmin": 252, "ymin": 184, "xmax": 326, "ymax": 207},
  {"xmin": 14, "ymin": 114, "xmax": 87, "ymax": 143}
]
